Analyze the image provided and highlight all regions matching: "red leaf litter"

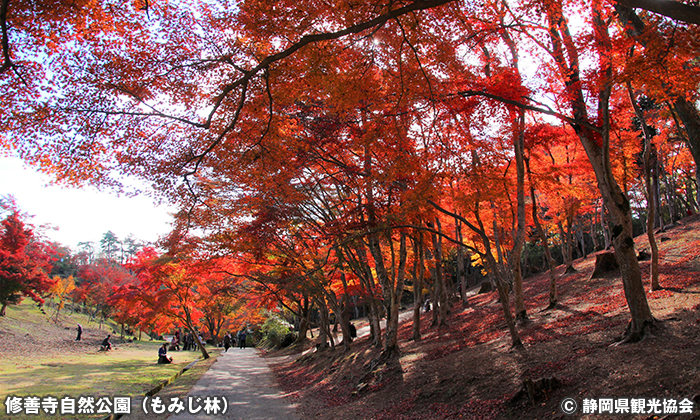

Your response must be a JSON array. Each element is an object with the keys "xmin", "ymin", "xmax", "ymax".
[{"xmin": 267, "ymin": 216, "xmax": 700, "ymax": 419}]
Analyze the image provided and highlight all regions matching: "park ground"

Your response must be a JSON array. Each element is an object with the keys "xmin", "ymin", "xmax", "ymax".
[
  {"xmin": 1, "ymin": 216, "xmax": 699, "ymax": 420},
  {"xmin": 266, "ymin": 215, "xmax": 700, "ymax": 419},
  {"xmin": 0, "ymin": 304, "xmax": 219, "ymax": 420}
]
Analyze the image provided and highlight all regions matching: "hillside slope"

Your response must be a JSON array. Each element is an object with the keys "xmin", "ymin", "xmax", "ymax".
[
  {"xmin": 0, "ymin": 300, "xmax": 123, "ymax": 364},
  {"xmin": 268, "ymin": 215, "xmax": 700, "ymax": 419}
]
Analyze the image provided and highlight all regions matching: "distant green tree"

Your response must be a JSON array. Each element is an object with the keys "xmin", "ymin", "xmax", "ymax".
[
  {"xmin": 75, "ymin": 241, "xmax": 96, "ymax": 265},
  {"xmin": 100, "ymin": 231, "xmax": 121, "ymax": 263},
  {"xmin": 122, "ymin": 234, "xmax": 145, "ymax": 263}
]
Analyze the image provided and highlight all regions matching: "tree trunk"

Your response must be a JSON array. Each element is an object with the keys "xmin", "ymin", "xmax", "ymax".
[
  {"xmin": 600, "ymin": 203, "xmax": 611, "ymax": 250},
  {"xmin": 662, "ymin": 161, "xmax": 677, "ymax": 224},
  {"xmin": 590, "ymin": 211, "xmax": 600, "ymax": 251},
  {"xmin": 424, "ymin": 244, "xmax": 439, "ymax": 327},
  {"xmin": 686, "ymin": 176, "xmax": 698, "ymax": 213},
  {"xmin": 615, "ymin": 0, "xmax": 700, "ymax": 26},
  {"xmin": 316, "ymin": 297, "xmax": 335, "ymax": 351},
  {"xmin": 339, "ymin": 270, "xmax": 353, "ymax": 351},
  {"xmin": 546, "ymin": 0, "xmax": 654, "ymax": 342},
  {"xmin": 654, "ymin": 157, "xmax": 664, "ymax": 229},
  {"xmin": 368, "ymin": 231, "xmax": 393, "ymax": 349},
  {"xmin": 511, "ymin": 111, "xmax": 528, "ymax": 322},
  {"xmin": 185, "ymin": 310, "xmax": 209, "ymax": 359},
  {"xmin": 383, "ymin": 232, "xmax": 407, "ymax": 356},
  {"xmin": 492, "ymin": 206, "xmax": 505, "ymax": 266},
  {"xmin": 368, "ymin": 300, "xmax": 382, "ymax": 349},
  {"xmin": 558, "ymin": 220, "xmax": 576, "ymax": 273},
  {"xmin": 527, "ymin": 159, "xmax": 558, "ymax": 308},
  {"xmin": 294, "ymin": 295, "xmax": 311, "ymax": 345},
  {"xmin": 429, "ymin": 219, "xmax": 448, "ymax": 326},
  {"xmin": 673, "ymin": 98, "xmax": 700, "ymax": 194},
  {"xmin": 455, "ymin": 218, "xmax": 468, "ymax": 306},
  {"xmin": 363, "ymin": 143, "xmax": 384, "ymax": 349},
  {"xmin": 577, "ymin": 223, "xmax": 587, "ymax": 259},
  {"xmin": 436, "ymin": 218, "xmax": 449, "ymax": 323},
  {"xmin": 627, "ymin": 82, "xmax": 661, "ymax": 291},
  {"xmin": 500, "ymin": 28, "xmax": 528, "ymax": 322},
  {"xmin": 351, "ymin": 243, "xmax": 383, "ymax": 348},
  {"xmin": 412, "ymin": 232, "xmax": 425, "ymax": 341},
  {"xmin": 340, "ymin": 300, "xmax": 351, "ymax": 350},
  {"xmin": 329, "ymin": 297, "xmax": 344, "ymax": 347},
  {"xmin": 494, "ymin": 270, "xmax": 522, "ymax": 348}
]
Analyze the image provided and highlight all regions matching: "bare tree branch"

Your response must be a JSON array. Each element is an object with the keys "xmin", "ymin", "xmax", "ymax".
[{"xmin": 457, "ymin": 90, "xmax": 604, "ymax": 134}]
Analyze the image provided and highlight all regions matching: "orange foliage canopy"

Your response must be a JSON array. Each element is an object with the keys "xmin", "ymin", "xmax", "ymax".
[{"xmin": 4, "ymin": 0, "xmax": 700, "ymax": 342}]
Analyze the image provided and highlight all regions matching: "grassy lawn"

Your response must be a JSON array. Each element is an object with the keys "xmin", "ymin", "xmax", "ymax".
[
  {"xmin": 1, "ymin": 301, "xmax": 220, "ymax": 419},
  {"xmin": 2, "ymin": 341, "xmax": 192, "ymax": 397}
]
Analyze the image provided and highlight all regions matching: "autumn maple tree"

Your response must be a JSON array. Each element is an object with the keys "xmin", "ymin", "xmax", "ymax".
[
  {"xmin": 48, "ymin": 275, "xmax": 76, "ymax": 322},
  {"xmin": 5, "ymin": 0, "xmax": 700, "ymax": 352},
  {"xmin": 0, "ymin": 209, "xmax": 54, "ymax": 316}
]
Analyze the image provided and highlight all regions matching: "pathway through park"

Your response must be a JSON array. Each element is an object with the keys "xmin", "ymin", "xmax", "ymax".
[
  {"xmin": 169, "ymin": 348, "xmax": 299, "ymax": 420},
  {"xmin": 168, "ymin": 310, "xmax": 417, "ymax": 419}
]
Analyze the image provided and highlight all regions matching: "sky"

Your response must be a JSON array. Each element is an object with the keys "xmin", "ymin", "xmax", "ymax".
[{"xmin": 0, "ymin": 155, "xmax": 175, "ymax": 251}]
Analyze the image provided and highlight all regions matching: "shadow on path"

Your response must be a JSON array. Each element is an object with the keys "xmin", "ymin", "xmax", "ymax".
[{"xmin": 169, "ymin": 348, "xmax": 299, "ymax": 420}]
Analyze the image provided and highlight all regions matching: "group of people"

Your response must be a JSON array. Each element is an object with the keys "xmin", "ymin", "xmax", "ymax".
[
  {"xmin": 221, "ymin": 330, "xmax": 249, "ymax": 352},
  {"xmin": 81, "ymin": 323, "xmax": 251, "ymax": 364},
  {"xmin": 181, "ymin": 332, "xmax": 204, "ymax": 351}
]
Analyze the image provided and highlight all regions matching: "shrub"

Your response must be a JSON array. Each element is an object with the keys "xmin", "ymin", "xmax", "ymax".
[{"xmin": 259, "ymin": 316, "xmax": 297, "ymax": 349}]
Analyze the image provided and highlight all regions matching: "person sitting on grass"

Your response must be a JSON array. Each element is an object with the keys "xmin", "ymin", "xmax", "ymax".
[
  {"xmin": 158, "ymin": 343, "xmax": 173, "ymax": 364},
  {"xmin": 170, "ymin": 335, "xmax": 180, "ymax": 351},
  {"xmin": 101, "ymin": 334, "xmax": 112, "ymax": 351}
]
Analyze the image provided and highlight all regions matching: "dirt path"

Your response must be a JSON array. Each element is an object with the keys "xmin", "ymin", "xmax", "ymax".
[{"xmin": 168, "ymin": 348, "xmax": 300, "ymax": 420}]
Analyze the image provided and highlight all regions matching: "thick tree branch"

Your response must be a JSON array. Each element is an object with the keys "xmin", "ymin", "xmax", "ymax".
[
  {"xmin": 0, "ymin": 0, "xmax": 11, "ymax": 73},
  {"xmin": 457, "ymin": 90, "xmax": 603, "ymax": 134},
  {"xmin": 616, "ymin": 0, "xmax": 700, "ymax": 25},
  {"xmin": 206, "ymin": 0, "xmax": 457, "ymax": 127}
]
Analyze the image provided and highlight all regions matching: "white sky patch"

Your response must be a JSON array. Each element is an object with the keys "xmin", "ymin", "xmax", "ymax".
[{"xmin": 0, "ymin": 155, "xmax": 175, "ymax": 251}]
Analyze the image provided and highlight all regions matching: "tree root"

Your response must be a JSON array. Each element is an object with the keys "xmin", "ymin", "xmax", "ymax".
[
  {"xmin": 611, "ymin": 318, "xmax": 658, "ymax": 346},
  {"xmin": 511, "ymin": 337, "xmax": 524, "ymax": 349},
  {"xmin": 379, "ymin": 345, "xmax": 401, "ymax": 362},
  {"xmin": 509, "ymin": 376, "xmax": 561, "ymax": 407},
  {"xmin": 354, "ymin": 349, "xmax": 401, "ymax": 397},
  {"xmin": 515, "ymin": 311, "xmax": 530, "ymax": 326}
]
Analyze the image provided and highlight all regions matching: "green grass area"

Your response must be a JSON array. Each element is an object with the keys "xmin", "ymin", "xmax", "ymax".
[
  {"xmin": 1, "ymin": 348, "xmax": 218, "ymax": 419},
  {"xmin": 2, "ymin": 341, "xmax": 190, "ymax": 396},
  {"xmin": 1, "ymin": 301, "xmax": 221, "ymax": 419}
]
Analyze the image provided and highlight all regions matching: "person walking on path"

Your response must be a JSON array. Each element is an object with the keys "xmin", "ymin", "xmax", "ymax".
[
  {"xmin": 238, "ymin": 330, "xmax": 247, "ymax": 349},
  {"xmin": 75, "ymin": 324, "xmax": 82, "ymax": 341},
  {"xmin": 223, "ymin": 333, "xmax": 231, "ymax": 352}
]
